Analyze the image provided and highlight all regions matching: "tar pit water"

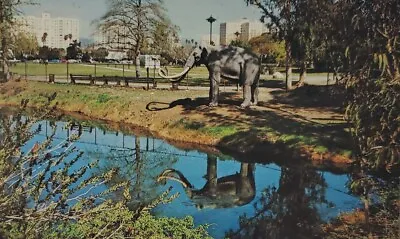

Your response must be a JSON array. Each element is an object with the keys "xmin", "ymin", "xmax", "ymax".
[{"xmin": 6, "ymin": 114, "xmax": 361, "ymax": 239}]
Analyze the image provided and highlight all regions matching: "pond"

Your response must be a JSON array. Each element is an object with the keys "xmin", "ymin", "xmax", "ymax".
[{"xmin": 7, "ymin": 113, "xmax": 361, "ymax": 239}]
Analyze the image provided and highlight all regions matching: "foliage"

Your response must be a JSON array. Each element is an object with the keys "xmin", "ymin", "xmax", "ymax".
[
  {"xmin": 66, "ymin": 40, "xmax": 82, "ymax": 60},
  {"xmin": 0, "ymin": 100, "xmax": 212, "ymax": 238},
  {"xmin": 246, "ymin": 0, "xmax": 298, "ymax": 89},
  {"xmin": 91, "ymin": 47, "xmax": 109, "ymax": 61},
  {"xmin": 226, "ymin": 165, "xmax": 329, "ymax": 238},
  {"xmin": 0, "ymin": 0, "xmax": 36, "ymax": 81},
  {"xmin": 338, "ymin": 0, "xmax": 400, "ymax": 173},
  {"xmin": 247, "ymin": 0, "xmax": 335, "ymax": 87},
  {"xmin": 249, "ymin": 33, "xmax": 285, "ymax": 64},
  {"xmin": 229, "ymin": 39, "xmax": 251, "ymax": 50},
  {"xmin": 246, "ymin": 0, "xmax": 399, "ymax": 172},
  {"xmin": 324, "ymin": 175, "xmax": 400, "ymax": 239},
  {"xmin": 39, "ymin": 47, "xmax": 65, "ymax": 60},
  {"xmin": 11, "ymin": 31, "xmax": 39, "ymax": 56}
]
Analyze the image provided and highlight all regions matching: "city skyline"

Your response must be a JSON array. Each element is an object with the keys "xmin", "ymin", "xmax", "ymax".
[
  {"xmin": 16, "ymin": 13, "xmax": 80, "ymax": 49},
  {"xmin": 20, "ymin": 0, "xmax": 263, "ymax": 42}
]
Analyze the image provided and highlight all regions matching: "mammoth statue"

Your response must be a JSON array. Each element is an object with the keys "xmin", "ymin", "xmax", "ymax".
[
  {"xmin": 157, "ymin": 154, "xmax": 256, "ymax": 209},
  {"xmin": 159, "ymin": 45, "xmax": 261, "ymax": 108}
]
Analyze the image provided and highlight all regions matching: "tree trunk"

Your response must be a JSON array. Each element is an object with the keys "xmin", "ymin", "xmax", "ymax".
[
  {"xmin": 134, "ymin": 136, "xmax": 142, "ymax": 199},
  {"xmin": 0, "ymin": 1, "xmax": 9, "ymax": 83},
  {"xmin": 135, "ymin": 0, "xmax": 142, "ymax": 79},
  {"xmin": 1, "ymin": 31, "xmax": 9, "ymax": 82},
  {"xmin": 135, "ymin": 52, "xmax": 141, "ymax": 78},
  {"xmin": 285, "ymin": 38, "xmax": 292, "ymax": 91},
  {"xmin": 207, "ymin": 154, "xmax": 217, "ymax": 197},
  {"xmin": 296, "ymin": 61, "xmax": 307, "ymax": 88}
]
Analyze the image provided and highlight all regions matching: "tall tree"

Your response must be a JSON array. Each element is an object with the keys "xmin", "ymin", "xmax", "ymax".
[
  {"xmin": 0, "ymin": 0, "xmax": 34, "ymax": 82},
  {"xmin": 66, "ymin": 40, "xmax": 82, "ymax": 60},
  {"xmin": 97, "ymin": 0, "xmax": 176, "ymax": 77},
  {"xmin": 246, "ymin": 0, "xmax": 332, "ymax": 88},
  {"xmin": 41, "ymin": 32, "xmax": 47, "ymax": 46},
  {"xmin": 246, "ymin": 0, "xmax": 296, "ymax": 90}
]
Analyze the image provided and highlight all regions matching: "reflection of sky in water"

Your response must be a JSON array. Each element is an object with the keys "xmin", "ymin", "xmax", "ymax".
[{"xmin": 20, "ymin": 119, "xmax": 361, "ymax": 239}]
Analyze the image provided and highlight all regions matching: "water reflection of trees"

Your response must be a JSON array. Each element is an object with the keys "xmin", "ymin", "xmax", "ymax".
[
  {"xmin": 90, "ymin": 136, "xmax": 178, "ymax": 207},
  {"xmin": 227, "ymin": 164, "xmax": 329, "ymax": 239}
]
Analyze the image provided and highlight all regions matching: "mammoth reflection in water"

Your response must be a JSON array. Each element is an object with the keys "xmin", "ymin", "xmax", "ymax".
[
  {"xmin": 226, "ymin": 164, "xmax": 330, "ymax": 239},
  {"xmin": 157, "ymin": 154, "xmax": 255, "ymax": 209}
]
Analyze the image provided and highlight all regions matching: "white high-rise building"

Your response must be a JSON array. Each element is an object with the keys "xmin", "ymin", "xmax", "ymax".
[
  {"xmin": 199, "ymin": 34, "xmax": 220, "ymax": 46},
  {"xmin": 220, "ymin": 19, "xmax": 247, "ymax": 46},
  {"xmin": 240, "ymin": 21, "xmax": 268, "ymax": 42},
  {"xmin": 220, "ymin": 19, "xmax": 268, "ymax": 45},
  {"xmin": 93, "ymin": 26, "xmax": 131, "ymax": 50},
  {"xmin": 16, "ymin": 13, "xmax": 80, "ymax": 49}
]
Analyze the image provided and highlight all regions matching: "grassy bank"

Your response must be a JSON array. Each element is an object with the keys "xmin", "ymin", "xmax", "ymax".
[{"xmin": 0, "ymin": 80, "xmax": 354, "ymax": 166}]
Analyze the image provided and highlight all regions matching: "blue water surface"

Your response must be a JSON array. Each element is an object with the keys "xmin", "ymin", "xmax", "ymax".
[{"xmin": 17, "ymin": 117, "xmax": 361, "ymax": 239}]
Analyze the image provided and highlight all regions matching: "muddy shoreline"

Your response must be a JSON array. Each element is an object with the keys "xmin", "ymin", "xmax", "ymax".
[
  {"xmin": 0, "ymin": 103, "xmax": 352, "ymax": 174},
  {"xmin": 0, "ymin": 80, "xmax": 354, "ymax": 171}
]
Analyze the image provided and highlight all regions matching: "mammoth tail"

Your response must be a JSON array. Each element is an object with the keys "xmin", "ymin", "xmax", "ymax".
[{"xmin": 157, "ymin": 168, "xmax": 193, "ymax": 189}]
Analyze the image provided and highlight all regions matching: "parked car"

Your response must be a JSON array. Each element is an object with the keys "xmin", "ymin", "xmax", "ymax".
[
  {"xmin": 120, "ymin": 59, "xmax": 133, "ymax": 64},
  {"xmin": 9, "ymin": 58, "xmax": 21, "ymax": 63},
  {"xmin": 67, "ymin": 59, "xmax": 82, "ymax": 63},
  {"xmin": 49, "ymin": 59, "xmax": 60, "ymax": 63},
  {"xmin": 105, "ymin": 59, "xmax": 120, "ymax": 64}
]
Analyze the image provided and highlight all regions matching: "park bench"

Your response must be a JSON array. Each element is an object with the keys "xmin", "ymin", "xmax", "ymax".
[
  {"xmin": 95, "ymin": 75, "xmax": 122, "ymax": 86},
  {"xmin": 93, "ymin": 75, "xmax": 156, "ymax": 88},
  {"xmin": 123, "ymin": 76, "xmax": 156, "ymax": 88},
  {"xmin": 70, "ymin": 74, "xmax": 94, "ymax": 84}
]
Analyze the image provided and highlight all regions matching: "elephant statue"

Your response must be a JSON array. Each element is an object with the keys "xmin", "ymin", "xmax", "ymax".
[
  {"xmin": 159, "ymin": 45, "xmax": 261, "ymax": 108},
  {"xmin": 157, "ymin": 154, "xmax": 256, "ymax": 209}
]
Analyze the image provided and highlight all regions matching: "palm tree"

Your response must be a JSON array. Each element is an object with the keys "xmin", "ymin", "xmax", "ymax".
[{"xmin": 41, "ymin": 32, "xmax": 48, "ymax": 46}]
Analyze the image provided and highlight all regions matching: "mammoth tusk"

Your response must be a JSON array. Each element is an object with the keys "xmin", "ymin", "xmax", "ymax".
[
  {"xmin": 157, "ymin": 175, "xmax": 190, "ymax": 188},
  {"xmin": 157, "ymin": 168, "xmax": 194, "ymax": 188},
  {"xmin": 158, "ymin": 66, "xmax": 190, "ymax": 81}
]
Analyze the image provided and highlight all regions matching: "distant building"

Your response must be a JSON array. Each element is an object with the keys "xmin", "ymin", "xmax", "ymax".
[
  {"xmin": 16, "ymin": 13, "xmax": 80, "ymax": 49},
  {"xmin": 220, "ymin": 20, "xmax": 247, "ymax": 46},
  {"xmin": 220, "ymin": 19, "xmax": 268, "ymax": 45},
  {"xmin": 93, "ymin": 26, "xmax": 131, "ymax": 50},
  {"xmin": 240, "ymin": 21, "xmax": 268, "ymax": 42},
  {"xmin": 199, "ymin": 34, "xmax": 220, "ymax": 46}
]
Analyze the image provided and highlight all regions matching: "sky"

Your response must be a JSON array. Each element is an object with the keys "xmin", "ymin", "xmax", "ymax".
[{"xmin": 21, "ymin": 0, "xmax": 262, "ymax": 40}]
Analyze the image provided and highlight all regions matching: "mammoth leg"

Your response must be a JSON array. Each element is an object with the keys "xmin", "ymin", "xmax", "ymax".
[
  {"xmin": 207, "ymin": 154, "xmax": 218, "ymax": 197},
  {"xmin": 209, "ymin": 68, "xmax": 220, "ymax": 107},
  {"xmin": 241, "ymin": 84, "xmax": 252, "ymax": 108},
  {"xmin": 251, "ymin": 84, "xmax": 259, "ymax": 105}
]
